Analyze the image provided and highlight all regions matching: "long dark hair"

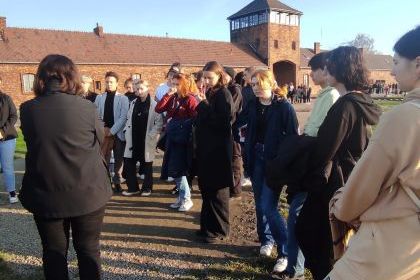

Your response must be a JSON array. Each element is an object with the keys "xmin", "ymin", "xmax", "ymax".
[
  {"xmin": 34, "ymin": 54, "xmax": 82, "ymax": 96},
  {"xmin": 326, "ymin": 46, "xmax": 369, "ymax": 91},
  {"xmin": 203, "ymin": 61, "xmax": 229, "ymax": 89}
]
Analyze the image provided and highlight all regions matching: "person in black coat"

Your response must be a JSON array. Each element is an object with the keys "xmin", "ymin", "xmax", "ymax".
[
  {"xmin": 237, "ymin": 69, "xmax": 299, "ymax": 278},
  {"xmin": 19, "ymin": 55, "xmax": 112, "ymax": 280},
  {"xmin": 0, "ymin": 75, "xmax": 19, "ymax": 204},
  {"xmin": 295, "ymin": 46, "xmax": 382, "ymax": 280},
  {"xmin": 224, "ymin": 66, "xmax": 244, "ymax": 198},
  {"xmin": 195, "ymin": 61, "xmax": 235, "ymax": 243}
]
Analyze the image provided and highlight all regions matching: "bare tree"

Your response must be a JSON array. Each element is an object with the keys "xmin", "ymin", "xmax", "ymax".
[{"xmin": 346, "ymin": 33, "xmax": 377, "ymax": 53}]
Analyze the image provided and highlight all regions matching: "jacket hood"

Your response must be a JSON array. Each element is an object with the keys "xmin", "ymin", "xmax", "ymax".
[
  {"xmin": 404, "ymin": 88, "xmax": 420, "ymax": 103},
  {"xmin": 344, "ymin": 92, "xmax": 382, "ymax": 125}
]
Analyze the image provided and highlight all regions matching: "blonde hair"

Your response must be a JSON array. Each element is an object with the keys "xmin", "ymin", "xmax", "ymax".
[
  {"xmin": 252, "ymin": 70, "xmax": 276, "ymax": 91},
  {"xmin": 252, "ymin": 70, "xmax": 287, "ymax": 99},
  {"xmin": 274, "ymin": 84, "xmax": 288, "ymax": 99},
  {"xmin": 133, "ymin": 79, "xmax": 149, "ymax": 87},
  {"xmin": 80, "ymin": 75, "xmax": 92, "ymax": 83}
]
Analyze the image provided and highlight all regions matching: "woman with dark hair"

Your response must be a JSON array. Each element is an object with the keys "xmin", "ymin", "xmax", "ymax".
[
  {"xmin": 195, "ymin": 61, "xmax": 234, "ymax": 243},
  {"xmin": 326, "ymin": 26, "xmax": 420, "ymax": 280},
  {"xmin": 295, "ymin": 46, "xmax": 382, "ymax": 280},
  {"xmin": 155, "ymin": 73, "xmax": 198, "ymax": 211},
  {"xmin": 19, "ymin": 54, "xmax": 112, "ymax": 280},
  {"xmin": 0, "ymin": 75, "xmax": 18, "ymax": 204}
]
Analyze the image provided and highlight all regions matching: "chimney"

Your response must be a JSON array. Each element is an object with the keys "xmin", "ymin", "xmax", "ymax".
[
  {"xmin": 314, "ymin": 42, "xmax": 320, "ymax": 54},
  {"xmin": 93, "ymin": 23, "xmax": 103, "ymax": 37},
  {"xmin": 0, "ymin": 17, "xmax": 7, "ymax": 41}
]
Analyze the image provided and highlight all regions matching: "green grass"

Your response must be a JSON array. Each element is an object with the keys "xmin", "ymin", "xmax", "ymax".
[
  {"xmin": 15, "ymin": 129, "xmax": 27, "ymax": 159},
  {"xmin": 374, "ymin": 99, "xmax": 401, "ymax": 112}
]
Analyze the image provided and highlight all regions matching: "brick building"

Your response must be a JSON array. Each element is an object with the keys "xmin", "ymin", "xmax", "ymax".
[{"xmin": 0, "ymin": 0, "xmax": 395, "ymax": 105}]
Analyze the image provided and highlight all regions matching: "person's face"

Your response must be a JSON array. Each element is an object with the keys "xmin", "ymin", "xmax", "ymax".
[
  {"xmin": 134, "ymin": 82, "xmax": 148, "ymax": 98},
  {"xmin": 244, "ymin": 70, "xmax": 253, "ymax": 84},
  {"xmin": 310, "ymin": 68, "xmax": 326, "ymax": 86},
  {"xmin": 203, "ymin": 71, "xmax": 220, "ymax": 88},
  {"xmin": 391, "ymin": 53, "xmax": 420, "ymax": 92},
  {"xmin": 251, "ymin": 77, "xmax": 260, "ymax": 97},
  {"xmin": 196, "ymin": 77, "xmax": 205, "ymax": 89},
  {"xmin": 125, "ymin": 82, "xmax": 134, "ymax": 93},
  {"xmin": 167, "ymin": 72, "xmax": 175, "ymax": 83},
  {"xmin": 81, "ymin": 80, "xmax": 91, "ymax": 93},
  {"xmin": 171, "ymin": 78, "xmax": 181, "ymax": 92},
  {"xmin": 105, "ymin": 76, "xmax": 118, "ymax": 92}
]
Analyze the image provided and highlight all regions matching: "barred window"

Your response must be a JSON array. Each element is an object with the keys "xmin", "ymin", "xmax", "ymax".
[{"xmin": 22, "ymin": 73, "xmax": 35, "ymax": 93}]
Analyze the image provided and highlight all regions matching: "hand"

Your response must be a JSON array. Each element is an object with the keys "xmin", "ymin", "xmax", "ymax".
[
  {"xmin": 104, "ymin": 127, "xmax": 113, "ymax": 137},
  {"xmin": 197, "ymin": 91, "xmax": 206, "ymax": 101},
  {"xmin": 167, "ymin": 87, "xmax": 177, "ymax": 96}
]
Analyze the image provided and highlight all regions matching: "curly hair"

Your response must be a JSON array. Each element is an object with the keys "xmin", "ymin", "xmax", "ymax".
[{"xmin": 326, "ymin": 46, "xmax": 369, "ymax": 91}]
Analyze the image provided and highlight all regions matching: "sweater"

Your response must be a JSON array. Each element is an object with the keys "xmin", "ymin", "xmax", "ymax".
[
  {"xmin": 303, "ymin": 86, "xmax": 339, "ymax": 137},
  {"xmin": 331, "ymin": 88, "xmax": 420, "ymax": 222}
]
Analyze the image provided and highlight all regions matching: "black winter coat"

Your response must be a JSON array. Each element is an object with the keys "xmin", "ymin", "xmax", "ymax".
[
  {"xmin": 0, "ymin": 92, "xmax": 18, "ymax": 141},
  {"xmin": 19, "ymin": 84, "xmax": 112, "ymax": 218},
  {"xmin": 240, "ymin": 96, "xmax": 299, "ymax": 176},
  {"xmin": 195, "ymin": 86, "xmax": 234, "ymax": 190},
  {"xmin": 303, "ymin": 91, "xmax": 382, "ymax": 196}
]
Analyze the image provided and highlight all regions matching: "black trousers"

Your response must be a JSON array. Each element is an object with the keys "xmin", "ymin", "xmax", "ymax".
[
  {"xmin": 295, "ymin": 192, "xmax": 334, "ymax": 280},
  {"xmin": 200, "ymin": 187, "xmax": 230, "ymax": 238},
  {"xmin": 124, "ymin": 157, "xmax": 153, "ymax": 192},
  {"xmin": 230, "ymin": 141, "xmax": 243, "ymax": 197},
  {"xmin": 33, "ymin": 207, "xmax": 106, "ymax": 280}
]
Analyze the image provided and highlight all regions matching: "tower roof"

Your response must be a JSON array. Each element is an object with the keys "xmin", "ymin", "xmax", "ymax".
[{"xmin": 228, "ymin": 0, "xmax": 302, "ymax": 20}]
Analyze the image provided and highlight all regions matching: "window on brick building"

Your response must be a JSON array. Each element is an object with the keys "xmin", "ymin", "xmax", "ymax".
[
  {"xmin": 22, "ymin": 74, "xmax": 35, "ymax": 93},
  {"xmin": 292, "ymin": 41, "xmax": 297, "ymax": 50},
  {"xmin": 132, "ymin": 73, "xmax": 141, "ymax": 80},
  {"xmin": 95, "ymin": 81, "xmax": 101, "ymax": 91},
  {"xmin": 303, "ymin": 74, "xmax": 309, "ymax": 87},
  {"xmin": 274, "ymin": 40, "xmax": 279, "ymax": 49}
]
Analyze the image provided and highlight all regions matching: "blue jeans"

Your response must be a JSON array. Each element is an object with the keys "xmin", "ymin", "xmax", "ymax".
[
  {"xmin": 286, "ymin": 192, "xmax": 307, "ymax": 276},
  {"xmin": 0, "ymin": 139, "xmax": 16, "ymax": 193},
  {"xmin": 251, "ymin": 144, "xmax": 287, "ymax": 257},
  {"xmin": 174, "ymin": 176, "xmax": 190, "ymax": 201}
]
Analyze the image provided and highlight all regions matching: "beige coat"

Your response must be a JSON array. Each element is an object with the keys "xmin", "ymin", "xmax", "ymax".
[
  {"xmin": 123, "ymin": 98, "xmax": 163, "ymax": 162},
  {"xmin": 328, "ymin": 88, "xmax": 420, "ymax": 280}
]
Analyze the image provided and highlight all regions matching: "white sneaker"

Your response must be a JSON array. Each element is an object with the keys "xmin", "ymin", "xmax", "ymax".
[
  {"xmin": 259, "ymin": 244, "xmax": 273, "ymax": 257},
  {"xmin": 122, "ymin": 191, "xmax": 140, "ymax": 196},
  {"xmin": 241, "ymin": 177, "xmax": 252, "ymax": 187},
  {"xmin": 170, "ymin": 197, "xmax": 182, "ymax": 209},
  {"xmin": 9, "ymin": 195, "xmax": 18, "ymax": 204},
  {"xmin": 178, "ymin": 199, "xmax": 193, "ymax": 212},
  {"xmin": 166, "ymin": 177, "xmax": 174, "ymax": 183},
  {"xmin": 272, "ymin": 257, "xmax": 288, "ymax": 274}
]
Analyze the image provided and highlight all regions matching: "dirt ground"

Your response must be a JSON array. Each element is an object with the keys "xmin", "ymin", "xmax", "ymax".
[{"xmin": 0, "ymin": 102, "xmax": 312, "ymax": 280}]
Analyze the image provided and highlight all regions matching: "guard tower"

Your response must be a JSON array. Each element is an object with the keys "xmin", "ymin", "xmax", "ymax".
[{"xmin": 228, "ymin": 0, "xmax": 303, "ymax": 86}]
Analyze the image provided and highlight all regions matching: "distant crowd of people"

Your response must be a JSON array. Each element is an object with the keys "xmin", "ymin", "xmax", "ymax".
[{"xmin": 0, "ymin": 26, "xmax": 419, "ymax": 280}]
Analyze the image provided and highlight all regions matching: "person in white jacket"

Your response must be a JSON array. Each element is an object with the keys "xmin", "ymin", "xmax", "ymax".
[{"xmin": 122, "ymin": 79, "xmax": 163, "ymax": 196}]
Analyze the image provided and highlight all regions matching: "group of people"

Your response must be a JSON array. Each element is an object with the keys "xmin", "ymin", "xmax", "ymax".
[
  {"xmin": 287, "ymin": 83, "xmax": 312, "ymax": 104},
  {"xmin": 368, "ymin": 81, "xmax": 401, "ymax": 95},
  {"xmin": 0, "ymin": 26, "xmax": 418, "ymax": 280}
]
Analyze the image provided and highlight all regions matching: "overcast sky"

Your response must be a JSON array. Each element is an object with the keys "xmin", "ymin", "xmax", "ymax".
[{"xmin": 2, "ymin": 0, "xmax": 419, "ymax": 54}]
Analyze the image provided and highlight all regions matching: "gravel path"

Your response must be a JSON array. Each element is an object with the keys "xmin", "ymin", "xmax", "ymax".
[{"xmin": 0, "ymin": 103, "xmax": 312, "ymax": 280}]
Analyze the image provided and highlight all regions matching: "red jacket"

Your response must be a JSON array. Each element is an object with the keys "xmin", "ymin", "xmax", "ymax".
[{"xmin": 155, "ymin": 93, "xmax": 198, "ymax": 119}]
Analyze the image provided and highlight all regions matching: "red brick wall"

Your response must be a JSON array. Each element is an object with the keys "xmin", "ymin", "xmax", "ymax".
[{"xmin": 0, "ymin": 64, "xmax": 204, "ymax": 106}]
